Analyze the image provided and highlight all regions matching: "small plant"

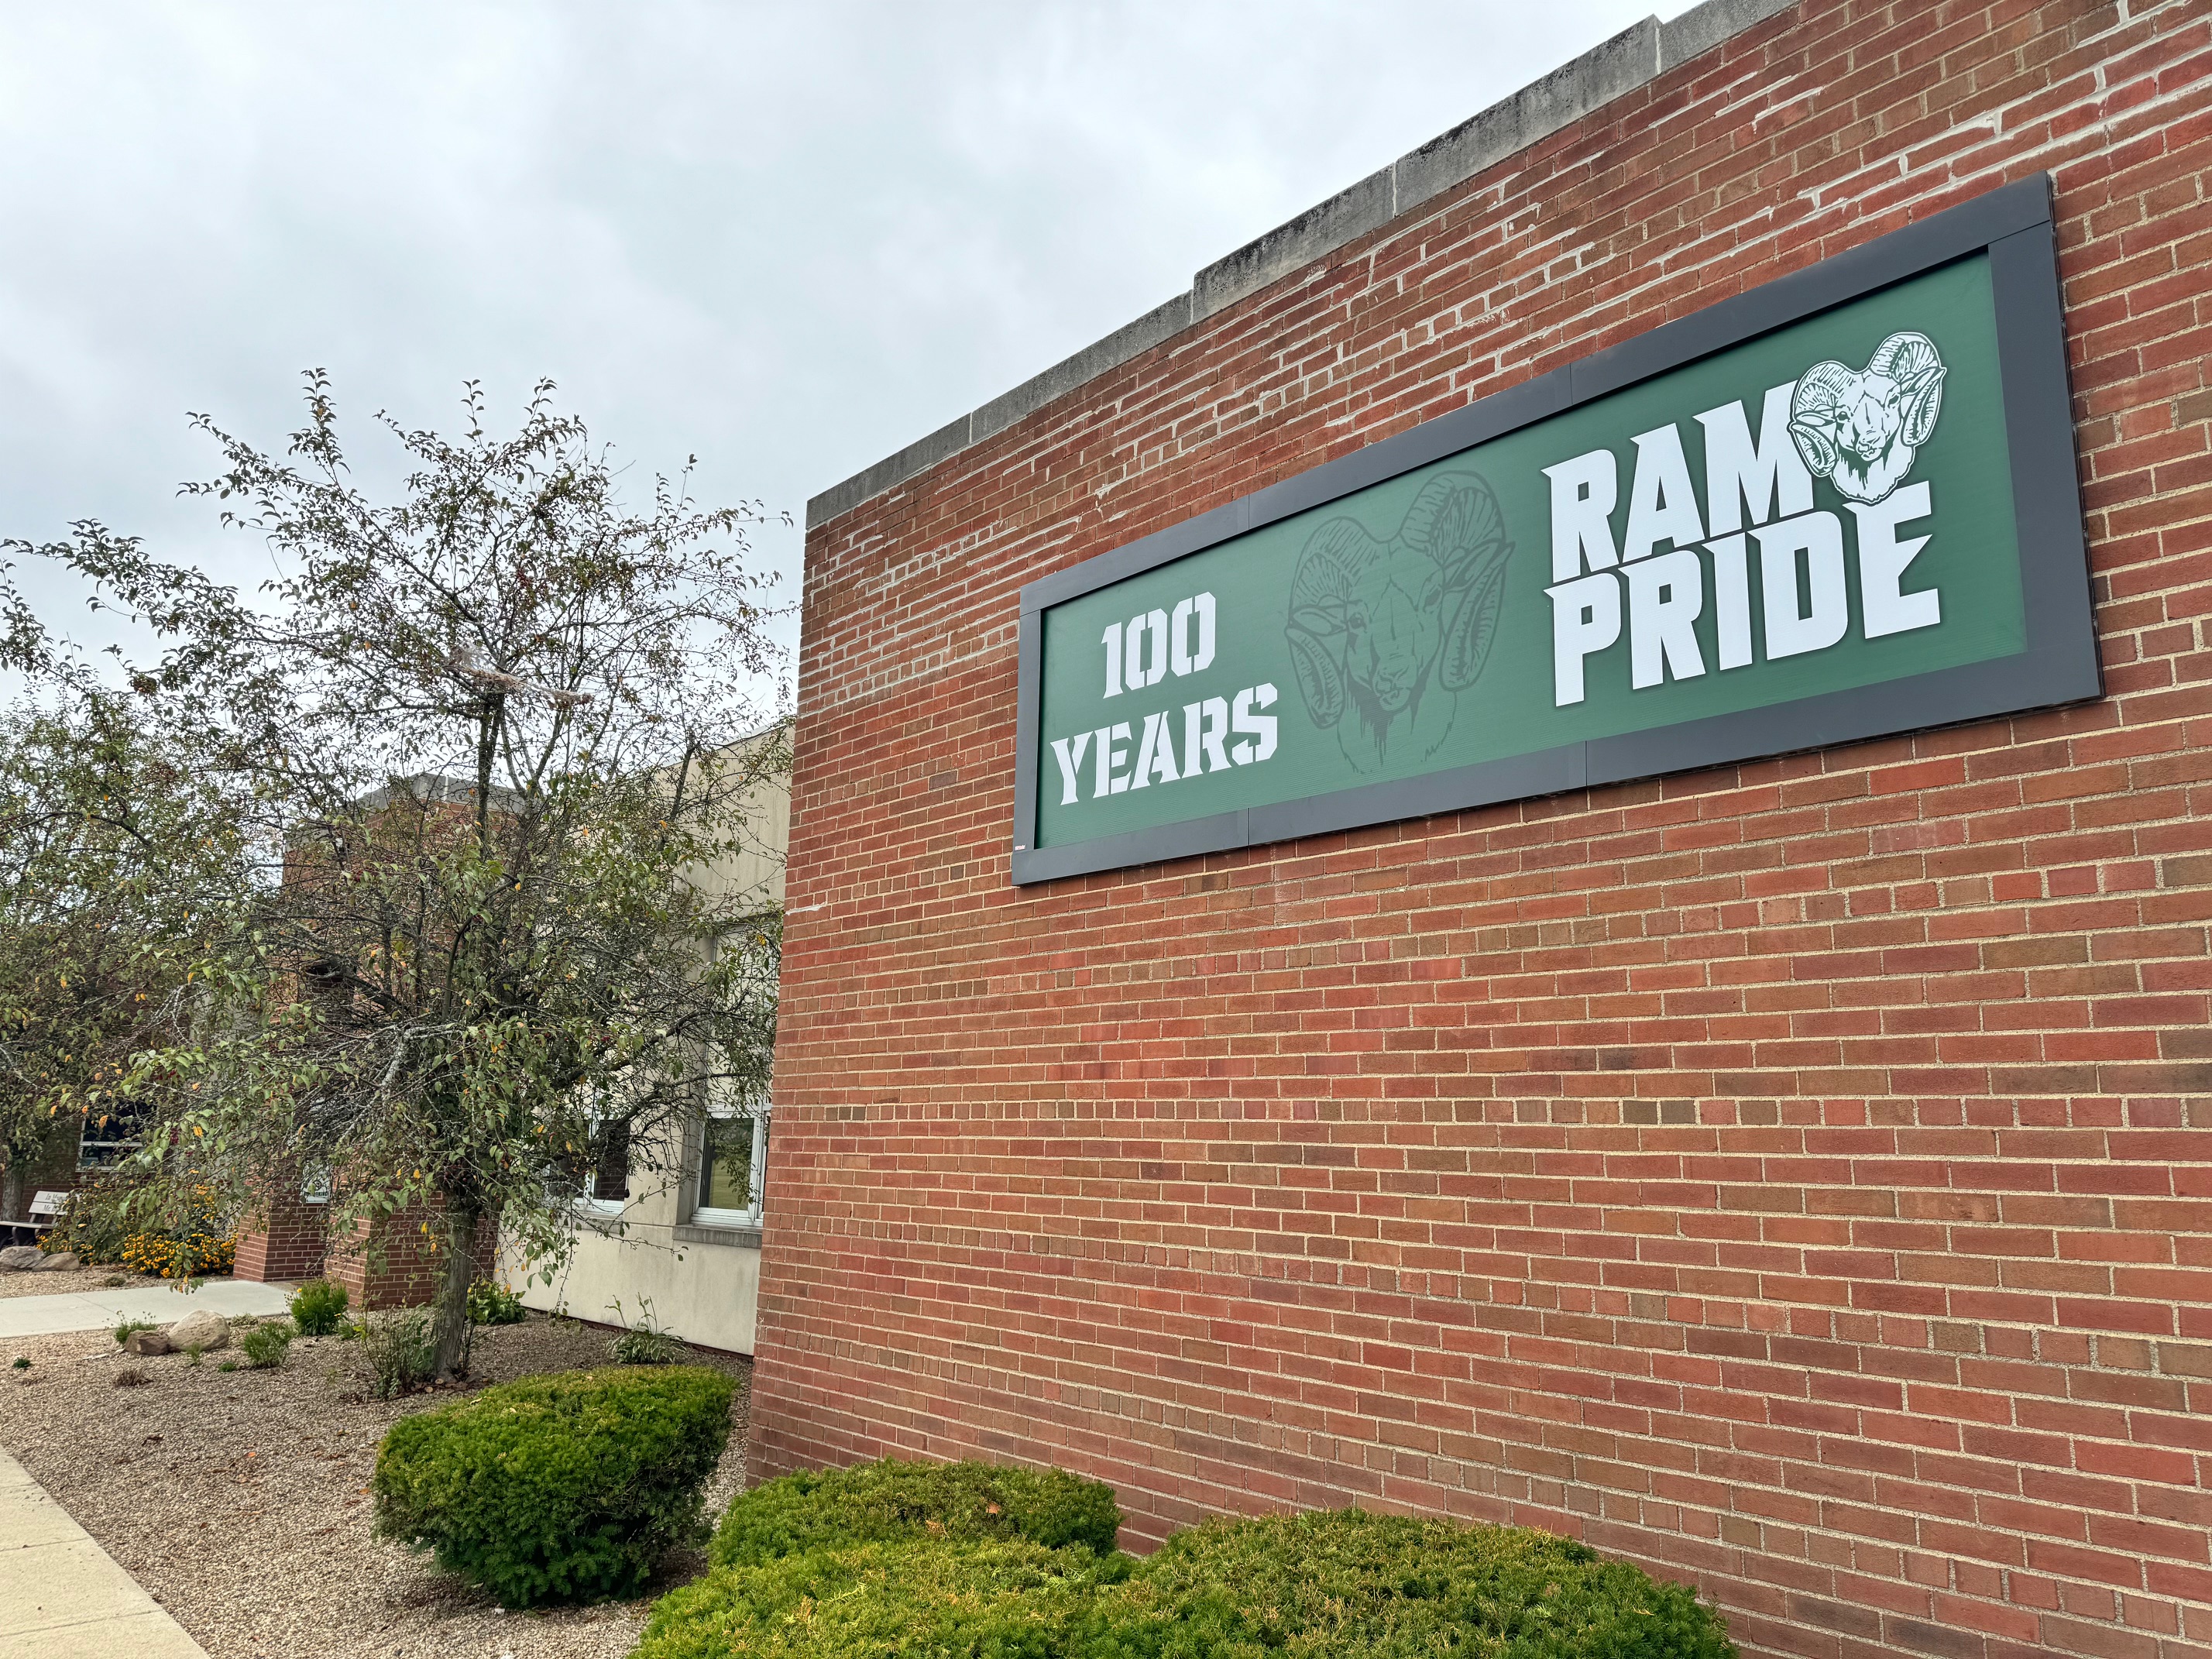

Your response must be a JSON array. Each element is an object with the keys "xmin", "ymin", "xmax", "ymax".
[
  {"xmin": 360, "ymin": 1309, "xmax": 438, "ymax": 1400},
  {"xmin": 240, "ymin": 1321, "xmax": 294, "ymax": 1370},
  {"xmin": 10, "ymin": 1357, "xmax": 27, "ymax": 1372},
  {"xmin": 466, "ymin": 1279, "xmax": 526, "ymax": 1326},
  {"xmin": 375, "ymin": 1365, "xmax": 736, "ymax": 1606},
  {"xmin": 607, "ymin": 1297, "xmax": 685, "ymax": 1366},
  {"xmin": 103, "ymin": 1274, "xmax": 128, "ymax": 1288},
  {"xmin": 122, "ymin": 1230, "xmax": 236, "ymax": 1279},
  {"xmin": 184, "ymin": 1342, "xmax": 207, "ymax": 1368},
  {"xmin": 288, "ymin": 1279, "xmax": 350, "ymax": 1337},
  {"xmin": 218, "ymin": 1360, "xmax": 239, "ymax": 1372},
  {"xmin": 113, "ymin": 1319, "xmax": 155, "ymax": 1347},
  {"xmin": 114, "ymin": 1367, "xmax": 149, "ymax": 1388}
]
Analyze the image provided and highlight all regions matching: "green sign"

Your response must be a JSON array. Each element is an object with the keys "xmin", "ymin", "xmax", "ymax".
[{"xmin": 1012, "ymin": 177, "xmax": 2096, "ymax": 884}]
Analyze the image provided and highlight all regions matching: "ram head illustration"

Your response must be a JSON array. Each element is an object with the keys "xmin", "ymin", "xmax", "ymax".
[
  {"xmin": 1788, "ymin": 330, "xmax": 1947, "ymax": 504},
  {"xmin": 1284, "ymin": 471, "xmax": 1513, "ymax": 773}
]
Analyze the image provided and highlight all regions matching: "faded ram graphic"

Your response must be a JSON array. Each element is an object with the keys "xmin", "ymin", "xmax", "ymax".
[
  {"xmin": 1788, "ymin": 330, "xmax": 1948, "ymax": 504},
  {"xmin": 1285, "ymin": 472, "xmax": 1513, "ymax": 774}
]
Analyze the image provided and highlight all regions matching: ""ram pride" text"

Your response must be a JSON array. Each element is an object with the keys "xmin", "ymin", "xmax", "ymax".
[{"xmin": 1542, "ymin": 380, "xmax": 1940, "ymax": 708}]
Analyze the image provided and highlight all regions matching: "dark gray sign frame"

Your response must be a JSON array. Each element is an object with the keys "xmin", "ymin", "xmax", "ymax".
[{"xmin": 1011, "ymin": 173, "xmax": 2097, "ymax": 887}]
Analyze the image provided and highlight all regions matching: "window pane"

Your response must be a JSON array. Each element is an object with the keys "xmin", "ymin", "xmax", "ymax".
[
  {"xmin": 701, "ymin": 1117, "xmax": 753, "ymax": 1212},
  {"xmin": 79, "ymin": 1103, "xmax": 144, "ymax": 1170},
  {"xmin": 591, "ymin": 1119, "xmax": 631, "ymax": 1202}
]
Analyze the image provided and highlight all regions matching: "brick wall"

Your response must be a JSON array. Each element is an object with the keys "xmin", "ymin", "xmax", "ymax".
[
  {"xmin": 751, "ymin": 5, "xmax": 2212, "ymax": 1657},
  {"xmin": 325, "ymin": 1204, "xmax": 496, "ymax": 1311},
  {"xmin": 232, "ymin": 1185, "xmax": 329, "ymax": 1284}
]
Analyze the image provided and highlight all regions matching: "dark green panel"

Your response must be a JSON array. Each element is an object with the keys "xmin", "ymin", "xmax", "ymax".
[
  {"xmin": 1012, "ymin": 178, "xmax": 2097, "ymax": 883},
  {"xmin": 1035, "ymin": 257, "xmax": 2014, "ymax": 850}
]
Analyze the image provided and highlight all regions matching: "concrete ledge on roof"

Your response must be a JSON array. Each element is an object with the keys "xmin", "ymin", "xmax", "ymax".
[
  {"xmin": 804, "ymin": 0, "xmax": 1799, "ymax": 531},
  {"xmin": 1393, "ymin": 19, "xmax": 1661, "ymax": 209},
  {"xmin": 806, "ymin": 411, "xmax": 973, "ymax": 528},
  {"xmin": 973, "ymin": 292, "xmax": 1194, "ymax": 443},
  {"xmin": 1194, "ymin": 166, "xmax": 1397, "ymax": 321},
  {"xmin": 1661, "ymin": 0, "xmax": 1795, "ymax": 67}
]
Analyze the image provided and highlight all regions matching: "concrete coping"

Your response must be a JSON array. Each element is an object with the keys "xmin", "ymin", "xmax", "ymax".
[
  {"xmin": 672, "ymin": 1221, "xmax": 764, "ymax": 1250},
  {"xmin": 806, "ymin": 0, "xmax": 1796, "ymax": 530}
]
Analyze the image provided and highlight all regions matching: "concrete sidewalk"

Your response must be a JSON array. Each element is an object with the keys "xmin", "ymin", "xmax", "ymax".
[
  {"xmin": 0, "ymin": 1448, "xmax": 207, "ymax": 1657},
  {"xmin": 0, "ymin": 1277, "xmax": 293, "ymax": 1341}
]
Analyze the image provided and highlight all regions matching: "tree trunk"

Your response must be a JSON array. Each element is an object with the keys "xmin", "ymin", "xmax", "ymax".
[
  {"xmin": 0, "ymin": 1163, "xmax": 22, "ymax": 1226},
  {"xmin": 431, "ymin": 1197, "xmax": 479, "ymax": 1380}
]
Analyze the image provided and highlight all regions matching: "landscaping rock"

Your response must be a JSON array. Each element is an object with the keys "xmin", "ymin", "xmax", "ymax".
[
  {"xmin": 33, "ymin": 1252, "xmax": 80, "ymax": 1272},
  {"xmin": 122, "ymin": 1329, "xmax": 172, "ymax": 1356},
  {"xmin": 166, "ymin": 1309, "xmax": 228, "ymax": 1352},
  {"xmin": 0, "ymin": 1245, "xmax": 43, "ymax": 1273}
]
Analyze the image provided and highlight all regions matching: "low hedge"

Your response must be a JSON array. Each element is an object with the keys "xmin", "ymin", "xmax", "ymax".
[
  {"xmin": 374, "ymin": 1364, "xmax": 733, "ymax": 1606},
  {"xmin": 637, "ymin": 1537, "xmax": 1122, "ymax": 1659},
  {"xmin": 1080, "ymin": 1509, "xmax": 1736, "ymax": 1659},
  {"xmin": 648, "ymin": 1463, "xmax": 1733, "ymax": 1659},
  {"xmin": 712, "ymin": 1456, "xmax": 1124, "ymax": 1567}
]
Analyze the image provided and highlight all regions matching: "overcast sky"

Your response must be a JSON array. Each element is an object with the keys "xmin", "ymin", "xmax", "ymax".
[{"xmin": 0, "ymin": 0, "xmax": 1688, "ymax": 681}]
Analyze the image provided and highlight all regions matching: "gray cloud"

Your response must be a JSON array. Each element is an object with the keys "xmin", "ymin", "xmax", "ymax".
[{"xmin": 0, "ymin": 0, "xmax": 1683, "ymax": 673}]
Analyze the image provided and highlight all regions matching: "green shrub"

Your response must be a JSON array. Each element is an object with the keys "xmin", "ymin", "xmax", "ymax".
[
  {"xmin": 66, "ymin": 1177, "xmax": 237, "ymax": 1279},
  {"xmin": 465, "ymin": 1278, "xmax": 525, "ymax": 1326},
  {"xmin": 112, "ymin": 1319, "xmax": 155, "ymax": 1347},
  {"xmin": 359, "ymin": 1309, "xmax": 437, "ymax": 1400},
  {"xmin": 712, "ymin": 1457, "xmax": 1124, "ymax": 1569},
  {"xmin": 375, "ymin": 1364, "xmax": 734, "ymax": 1606},
  {"xmin": 1081, "ymin": 1509, "xmax": 1736, "ymax": 1659},
  {"xmin": 634, "ymin": 1537, "xmax": 1116, "ymax": 1659},
  {"xmin": 653, "ymin": 1462, "xmax": 1729, "ymax": 1659},
  {"xmin": 239, "ymin": 1321, "xmax": 294, "ymax": 1369},
  {"xmin": 288, "ymin": 1278, "xmax": 350, "ymax": 1336},
  {"xmin": 43, "ymin": 1173, "xmax": 139, "ymax": 1266}
]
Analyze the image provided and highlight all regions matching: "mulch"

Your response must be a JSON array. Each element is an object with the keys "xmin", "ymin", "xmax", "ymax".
[
  {"xmin": 0, "ymin": 1264, "xmax": 149, "ymax": 1299},
  {"xmin": 1, "ymin": 1309, "xmax": 751, "ymax": 1659}
]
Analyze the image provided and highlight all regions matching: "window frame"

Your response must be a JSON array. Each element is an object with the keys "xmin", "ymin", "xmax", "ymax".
[
  {"xmin": 693, "ymin": 1105, "xmax": 766, "ymax": 1230},
  {"xmin": 77, "ymin": 1104, "xmax": 143, "ymax": 1171},
  {"xmin": 572, "ymin": 1097, "xmax": 634, "ymax": 1218}
]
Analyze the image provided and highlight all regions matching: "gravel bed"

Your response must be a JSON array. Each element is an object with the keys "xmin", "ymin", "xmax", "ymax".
[
  {"xmin": 0, "ymin": 1265, "xmax": 152, "ymax": 1298},
  {"xmin": 1, "ymin": 1312, "xmax": 752, "ymax": 1658}
]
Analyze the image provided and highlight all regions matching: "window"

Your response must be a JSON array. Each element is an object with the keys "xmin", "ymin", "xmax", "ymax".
[
  {"xmin": 696, "ymin": 1110, "xmax": 765, "ymax": 1228},
  {"xmin": 589, "ymin": 1118, "xmax": 632, "ymax": 1205},
  {"xmin": 567, "ymin": 1094, "xmax": 631, "ymax": 1214},
  {"xmin": 78, "ymin": 1104, "xmax": 143, "ymax": 1170}
]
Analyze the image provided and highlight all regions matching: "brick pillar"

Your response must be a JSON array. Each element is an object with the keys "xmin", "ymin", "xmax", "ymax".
[
  {"xmin": 232, "ymin": 1186, "xmax": 329, "ymax": 1284},
  {"xmin": 326, "ymin": 1200, "xmax": 497, "ymax": 1310}
]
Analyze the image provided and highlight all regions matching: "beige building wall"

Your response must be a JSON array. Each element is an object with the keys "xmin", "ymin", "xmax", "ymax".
[
  {"xmin": 507, "ymin": 727, "xmax": 787, "ymax": 1355},
  {"xmin": 505, "ymin": 1138, "xmax": 765, "ymax": 1354}
]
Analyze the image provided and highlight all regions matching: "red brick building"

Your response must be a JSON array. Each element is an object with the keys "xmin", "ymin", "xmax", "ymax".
[{"xmin": 750, "ymin": 4, "xmax": 2212, "ymax": 1656}]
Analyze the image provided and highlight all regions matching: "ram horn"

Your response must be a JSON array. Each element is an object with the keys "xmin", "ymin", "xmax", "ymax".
[
  {"xmin": 1403, "ymin": 470, "xmax": 1510, "ymax": 592},
  {"xmin": 1420, "ymin": 473, "xmax": 1513, "ymax": 693},
  {"xmin": 1284, "ymin": 517, "xmax": 1382, "ymax": 730},
  {"xmin": 1867, "ymin": 329, "xmax": 1946, "ymax": 448},
  {"xmin": 1788, "ymin": 358, "xmax": 1856, "ymax": 479}
]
